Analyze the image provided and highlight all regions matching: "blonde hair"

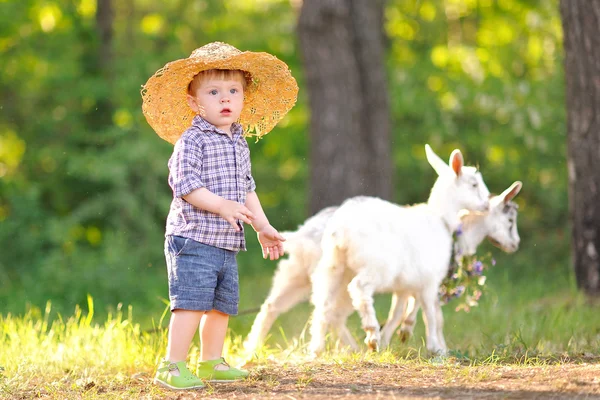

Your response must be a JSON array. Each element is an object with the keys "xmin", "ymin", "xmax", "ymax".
[{"xmin": 188, "ymin": 69, "xmax": 249, "ymax": 95}]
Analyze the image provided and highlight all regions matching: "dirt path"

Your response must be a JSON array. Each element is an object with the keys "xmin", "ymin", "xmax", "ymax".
[
  {"xmin": 9, "ymin": 359, "xmax": 600, "ymax": 399},
  {"xmin": 143, "ymin": 361, "xmax": 600, "ymax": 399}
]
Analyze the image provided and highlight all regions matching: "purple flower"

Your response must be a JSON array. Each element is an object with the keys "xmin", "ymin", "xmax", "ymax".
[
  {"xmin": 455, "ymin": 224, "xmax": 463, "ymax": 236},
  {"xmin": 453, "ymin": 285, "xmax": 465, "ymax": 297},
  {"xmin": 472, "ymin": 261, "xmax": 484, "ymax": 275},
  {"xmin": 491, "ymin": 258, "xmax": 496, "ymax": 266}
]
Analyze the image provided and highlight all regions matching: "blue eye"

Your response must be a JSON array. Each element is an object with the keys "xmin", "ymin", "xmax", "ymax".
[
  {"xmin": 209, "ymin": 89, "xmax": 218, "ymax": 95},
  {"xmin": 230, "ymin": 88, "xmax": 238, "ymax": 94}
]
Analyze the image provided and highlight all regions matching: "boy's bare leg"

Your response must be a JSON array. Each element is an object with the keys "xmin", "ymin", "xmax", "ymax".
[
  {"xmin": 200, "ymin": 310, "xmax": 230, "ymax": 370},
  {"xmin": 166, "ymin": 310, "xmax": 204, "ymax": 366}
]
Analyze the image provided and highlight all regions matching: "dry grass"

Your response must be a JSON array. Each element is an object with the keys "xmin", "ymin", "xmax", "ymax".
[
  {"xmin": 3, "ymin": 356, "xmax": 600, "ymax": 399},
  {"xmin": 2, "ymin": 293, "xmax": 600, "ymax": 399}
]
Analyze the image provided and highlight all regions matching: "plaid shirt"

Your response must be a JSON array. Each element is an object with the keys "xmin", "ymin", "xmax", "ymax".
[{"xmin": 165, "ymin": 116, "xmax": 256, "ymax": 251}]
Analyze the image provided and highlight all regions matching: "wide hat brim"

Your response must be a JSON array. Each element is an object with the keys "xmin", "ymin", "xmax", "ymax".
[{"xmin": 141, "ymin": 42, "xmax": 299, "ymax": 144}]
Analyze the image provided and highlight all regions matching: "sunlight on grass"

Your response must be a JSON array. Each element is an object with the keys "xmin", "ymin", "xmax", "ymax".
[
  {"xmin": 1, "ymin": 284, "xmax": 599, "ymax": 398},
  {"xmin": 0, "ymin": 295, "xmax": 166, "ymax": 398}
]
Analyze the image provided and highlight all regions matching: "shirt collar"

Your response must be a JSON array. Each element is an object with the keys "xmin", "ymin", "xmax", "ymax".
[{"xmin": 192, "ymin": 115, "xmax": 243, "ymax": 137}]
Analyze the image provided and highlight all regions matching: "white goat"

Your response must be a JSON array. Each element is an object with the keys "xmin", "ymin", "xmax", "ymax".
[
  {"xmin": 379, "ymin": 181, "xmax": 523, "ymax": 349},
  {"xmin": 309, "ymin": 144, "xmax": 490, "ymax": 355},
  {"xmin": 244, "ymin": 181, "xmax": 522, "ymax": 354},
  {"xmin": 243, "ymin": 206, "xmax": 340, "ymax": 354},
  {"xmin": 244, "ymin": 184, "xmax": 522, "ymax": 355}
]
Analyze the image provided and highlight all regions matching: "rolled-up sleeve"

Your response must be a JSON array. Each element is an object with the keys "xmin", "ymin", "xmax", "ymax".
[
  {"xmin": 168, "ymin": 136, "xmax": 205, "ymax": 198},
  {"xmin": 246, "ymin": 168, "xmax": 256, "ymax": 192},
  {"xmin": 238, "ymin": 139, "xmax": 256, "ymax": 193}
]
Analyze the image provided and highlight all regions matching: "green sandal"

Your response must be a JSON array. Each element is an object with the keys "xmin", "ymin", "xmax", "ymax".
[
  {"xmin": 196, "ymin": 357, "xmax": 249, "ymax": 382},
  {"xmin": 154, "ymin": 360, "xmax": 205, "ymax": 390}
]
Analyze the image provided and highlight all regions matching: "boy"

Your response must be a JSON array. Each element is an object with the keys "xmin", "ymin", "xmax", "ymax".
[{"xmin": 141, "ymin": 42, "xmax": 298, "ymax": 390}]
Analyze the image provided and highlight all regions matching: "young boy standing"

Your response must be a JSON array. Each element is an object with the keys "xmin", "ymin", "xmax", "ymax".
[{"xmin": 141, "ymin": 42, "xmax": 298, "ymax": 390}]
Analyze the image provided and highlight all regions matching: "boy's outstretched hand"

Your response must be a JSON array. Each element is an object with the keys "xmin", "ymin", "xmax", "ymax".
[{"xmin": 257, "ymin": 225, "xmax": 286, "ymax": 260}]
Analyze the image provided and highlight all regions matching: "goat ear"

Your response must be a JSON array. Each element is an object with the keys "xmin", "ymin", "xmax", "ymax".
[
  {"xmin": 501, "ymin": 181, "xmax": 523, "ymax": 203},
  {"xmin": 449, "ymin": 149, "xmax": 464, "ymax": 177},
  {"xmin": 425, "ymin": 144, "xmax": 450, "ymax": 176}
]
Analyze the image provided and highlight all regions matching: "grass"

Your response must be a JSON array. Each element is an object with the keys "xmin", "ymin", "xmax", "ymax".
[
  {"xmin": 2, "ymin": 238, "xmax": 600, "ymax": 398},
  {"xmin": 233, "ymin": 247, "xmax": 600, "ymax": 362},
  {"xmin": 0, "ymin": 296, "xmax": 163, "ymax": 398},
  {"xmin": 1, "ymin": 287, "xmax": 599, "ymax": 399}
]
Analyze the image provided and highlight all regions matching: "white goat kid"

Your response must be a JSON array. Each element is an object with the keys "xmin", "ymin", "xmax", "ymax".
[
  {"xmin": 243, "ymin": 206, "xmax": 341, "ymax": 354},
  {"xmin": 379, "ymin": 181, "xmax": 523, "ymax": 349},
  {"xmin": 245, "ymin": 182, "xmax": 521, "ymax": 355},
  {"xmin": 309, "ymin": 144, "xmax": 490, "ymax": 355}
]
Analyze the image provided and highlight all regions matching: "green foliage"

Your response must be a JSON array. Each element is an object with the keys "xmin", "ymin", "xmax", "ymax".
[{"xmin": 0, "ymin": 0, "xmax": 569, "ymax": 322}]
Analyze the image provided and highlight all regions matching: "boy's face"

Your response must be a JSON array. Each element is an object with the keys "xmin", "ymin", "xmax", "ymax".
[{"xmin": 187, "ymin": 76, "xmax": 244, "ymax": 135}]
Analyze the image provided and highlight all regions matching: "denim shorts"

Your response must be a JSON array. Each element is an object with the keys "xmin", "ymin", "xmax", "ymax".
[{"xmin": 165, "ymin": 235, "xmax": 239, "ymax": 315}]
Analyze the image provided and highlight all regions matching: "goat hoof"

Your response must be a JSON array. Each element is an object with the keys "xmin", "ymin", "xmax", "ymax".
[
  {"xmin": 428, "ymin": 348, "xmax": 447, "ymax": 357},
  {"xmin": 308, "ymin": 344, "xmax": 324, "ymax": 358},
  {"xmin": 366, "ymin": 339, "xmax": 379, "ymax": 352},
  {"xmin": 398, "ymin": 330, "xmax": 411, "ymax": 343}
]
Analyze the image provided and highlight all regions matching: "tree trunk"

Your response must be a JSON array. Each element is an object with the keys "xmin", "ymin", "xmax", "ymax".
[
  {"xmin": 298, "ymin": 0, "xmax": 392, "ymax": 214},
  {"xmin": 96, "ymin": 0, "xmax": 113, "ymax": 75},
  {"xmin": 560, "ymin": 0, "xmax": 600, "ymax": 297},
  {"xmin": 93, "ymin": 0, "xmax": 114, "ymax": 131}
]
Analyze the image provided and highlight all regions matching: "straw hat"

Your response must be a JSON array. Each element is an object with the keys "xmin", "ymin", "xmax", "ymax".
[{"xmin": 141, "ymin": 42, "xmax": 298, "ymax": 144}]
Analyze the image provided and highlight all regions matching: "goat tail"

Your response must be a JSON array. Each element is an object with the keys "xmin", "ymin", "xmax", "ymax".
[
  {"xmin": 309, "ymin": 229, "xmax": 347, "ymax": 355},
  {"xmin": 310, "ymin": 229, "xmax": 346, "ymax": 308},
  {"xmin": 280, "ymin": 231, "xmax": 322, "ymax": 265},
  {"xmin": 281, "ymin": 231, "xmax": 308, "ymax": 253}
]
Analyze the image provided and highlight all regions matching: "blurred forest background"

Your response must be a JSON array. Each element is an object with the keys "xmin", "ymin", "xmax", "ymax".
[{"xmin": 0, "ymin": 0, "xmax": 569, "ymax": 328}]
